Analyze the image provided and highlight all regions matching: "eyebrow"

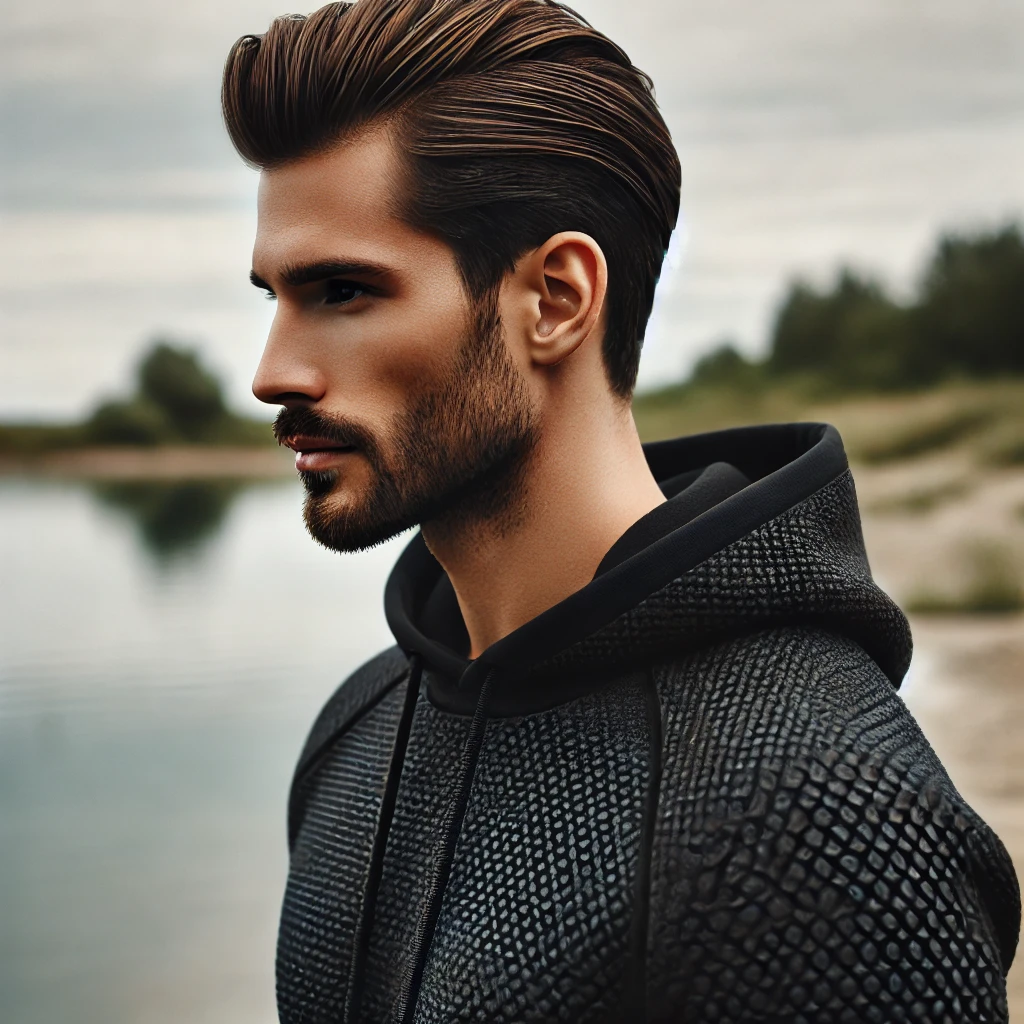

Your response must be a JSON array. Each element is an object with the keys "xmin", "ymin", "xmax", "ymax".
[{"xmin": 249, "ymin": 259, "xmax": 393, "ymax": 291}]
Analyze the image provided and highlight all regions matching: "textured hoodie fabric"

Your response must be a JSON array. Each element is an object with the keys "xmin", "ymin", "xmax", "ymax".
[{"xmin": 276, "ymin": 423, "xmax": 1020, "ymax": 1023}]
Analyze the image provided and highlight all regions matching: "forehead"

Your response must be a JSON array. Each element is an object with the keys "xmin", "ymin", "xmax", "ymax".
[{"xmin": 253, "ymin": 129, "xmax": 439, "ymax": 275}]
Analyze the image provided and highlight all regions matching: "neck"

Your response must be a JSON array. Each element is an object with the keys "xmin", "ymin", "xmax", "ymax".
[{"xmin": 421, "ymin": 400, "xmax": 665, "ymax": 659}]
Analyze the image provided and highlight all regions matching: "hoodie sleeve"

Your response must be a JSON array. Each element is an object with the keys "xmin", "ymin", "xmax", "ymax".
[
  {"xmin": 656, "ymin": 756, "xmax": 1016, "ymax": 1022},
  {"xmin": 647, "ymin": 632, "xmax": 1020, "ymax": 1023}
]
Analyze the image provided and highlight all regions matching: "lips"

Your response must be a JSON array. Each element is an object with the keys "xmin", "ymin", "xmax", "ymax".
[
  {"xmin": 282, "ymin": 434, "xmax": 357, "ymax": 473},
  {"xmin": 281, "ymin": 434, "xmax": 354, "ymax": 454}
]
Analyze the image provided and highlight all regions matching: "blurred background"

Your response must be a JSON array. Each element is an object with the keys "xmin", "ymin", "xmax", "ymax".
[{"xmin": 1, "ymin": 1, "xmax": 1022, "ymax": 1021}]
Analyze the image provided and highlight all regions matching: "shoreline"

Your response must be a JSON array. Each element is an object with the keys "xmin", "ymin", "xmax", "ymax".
[{"xmin": 0, "ymin": 445, "xmax": 296, "ymax": 481}]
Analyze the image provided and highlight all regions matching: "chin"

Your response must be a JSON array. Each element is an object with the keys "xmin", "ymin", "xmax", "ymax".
[
  {"xmin": 301, "ymin": 487, "xmax": 407, "ymax": 554},
  {"xmin": 298, "ymin": 468, "xmax": 342, "ymax": 499},
  {"xmin": 303, "ymin": 482, "xmax": 361, "ymax": 529}
]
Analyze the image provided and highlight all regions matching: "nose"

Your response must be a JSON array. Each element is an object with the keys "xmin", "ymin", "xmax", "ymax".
[{"xmin": 251, "ymin": 313, "xmax": 327, "ymax": 406}]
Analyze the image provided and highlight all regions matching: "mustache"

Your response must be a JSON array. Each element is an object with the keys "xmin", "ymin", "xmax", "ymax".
[{"xmin": 272, "ymin": 406, "xmax": 379, "ymax": 455}]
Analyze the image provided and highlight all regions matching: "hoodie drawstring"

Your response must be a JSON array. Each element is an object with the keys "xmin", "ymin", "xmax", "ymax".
[
  {"xmin": 622, "ymin": 667, "xmax": 663, "ymax": 1019},
  {"xmin": 396, "ymin": 665, "xmax": 497, "ymax": 1024},
  {"xmin": 344, "ymin": 653, "xmax": 423, "ymax": 1023},
  {"xmin": 345, "ymin": 663, "xmax": 656, "ymax": 1021}
]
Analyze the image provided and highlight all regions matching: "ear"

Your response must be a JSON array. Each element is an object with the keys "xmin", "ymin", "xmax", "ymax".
[{"xmin": 514, "ymin": 232, "xmax": 608, "ymax": 368}]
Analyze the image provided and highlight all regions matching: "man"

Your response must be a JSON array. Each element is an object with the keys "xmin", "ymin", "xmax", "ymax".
[{"xmin": 223, "ymin": 1, "xmax": 1019, "ymax": 1020}]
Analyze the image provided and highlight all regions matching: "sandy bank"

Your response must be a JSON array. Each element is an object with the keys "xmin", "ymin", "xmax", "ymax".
[{"xmin": 0, "ymin": 446, "xmax": 296, "ymax": 481}]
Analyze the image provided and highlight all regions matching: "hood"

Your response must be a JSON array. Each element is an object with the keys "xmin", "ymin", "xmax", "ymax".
[{"xmin": 384, "ymin": 422, "xmax": 912, "ymax": 717}]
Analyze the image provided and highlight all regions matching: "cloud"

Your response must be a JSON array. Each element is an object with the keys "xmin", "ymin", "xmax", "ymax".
[{"xmin": 3, "ymin": 0, "xmax": 1023, "ymax": 409}]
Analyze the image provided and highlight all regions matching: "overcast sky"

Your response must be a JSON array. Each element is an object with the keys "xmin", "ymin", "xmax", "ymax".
[{"xmin": 2, "ymin": 0, "xmax": 1023, "ymax": 419}]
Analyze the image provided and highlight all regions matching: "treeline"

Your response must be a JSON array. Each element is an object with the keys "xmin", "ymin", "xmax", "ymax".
[
  {"xmin": 689, "ymin": 222, "xmax": 1024, "ymax": 392},
  {"xmin": 0, "ymin": 342, "xmax": 270, "ymax": 452}
]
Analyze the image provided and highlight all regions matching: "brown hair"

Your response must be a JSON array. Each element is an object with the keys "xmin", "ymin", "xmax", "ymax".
[{"xmin": 222, "ymin": 0, "xmax": 680, "ymax": 397}]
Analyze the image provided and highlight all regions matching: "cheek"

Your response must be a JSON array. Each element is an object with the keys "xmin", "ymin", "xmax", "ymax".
[{"xmin": 341, "ymin": 289, "xmax": 470, "ymax": 413}]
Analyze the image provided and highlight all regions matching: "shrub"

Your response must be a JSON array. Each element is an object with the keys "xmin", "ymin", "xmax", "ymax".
[
  {"xmin": 86, "ymin": 399, "xmax": 171, "ymax": 446},
  {"xmin": 689, "ymin": 343, "xmax": 763, "ymax": 389}
]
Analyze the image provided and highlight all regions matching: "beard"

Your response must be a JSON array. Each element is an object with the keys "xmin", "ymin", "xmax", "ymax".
[{"xmin": 273, "ymin": 294, "xmax": 540, "ymax": 553}]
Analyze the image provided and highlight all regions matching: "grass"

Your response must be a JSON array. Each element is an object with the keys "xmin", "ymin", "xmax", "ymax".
[
  {"xmin": 979, "ymin": 422, "xmax": 1024, "ymax": 467},
  {"xmin": 631, "ymin": 380, "xmax": 809, "ymax": 441},
  {"xmin": 854, "ymin": 406, "xmax": 995, "ymax": 464},
  {"xmin": 0, "ymin": 423, "xmax": 85, "ymax": 454},
  {"xmin": 905, "ymin": 541, "xmax": 1024, "ymax": 614},
  {"xmin": 868, "ymin": 479, "xmax": 971, "ymax": 515},
  {"xmin": 632, "ymin": 377, "xmax": 1024, "ymax": 469}
]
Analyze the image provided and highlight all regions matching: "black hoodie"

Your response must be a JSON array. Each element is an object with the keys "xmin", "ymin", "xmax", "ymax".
[{"xmin": 276, "ymin": 423, "xmax": 1019, "ymax": 1024}]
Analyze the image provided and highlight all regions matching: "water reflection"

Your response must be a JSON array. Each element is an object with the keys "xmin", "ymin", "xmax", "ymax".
[
  {"xmin": 1, "ymin": 478, "xmax": 403, "ymax": 1024},
  {"xmin": 91, "ymin": 480, "xmax": 248, "ymax": 559}
]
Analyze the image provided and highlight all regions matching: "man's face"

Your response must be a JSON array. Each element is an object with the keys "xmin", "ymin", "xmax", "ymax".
[{"xmin": 250, "ymin": 129, "xmax": 538, "ymax": 552}]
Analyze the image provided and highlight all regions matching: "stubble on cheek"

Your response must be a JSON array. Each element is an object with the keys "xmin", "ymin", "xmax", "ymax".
[{"xmin": 297, "ymin": 291, "xmax": 539, "ymax": 552}]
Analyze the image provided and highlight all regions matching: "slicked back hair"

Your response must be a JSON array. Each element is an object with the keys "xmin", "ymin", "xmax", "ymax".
[{"xmin": 222, "ymin": 0, "xmax": 680, "ymax": 397}]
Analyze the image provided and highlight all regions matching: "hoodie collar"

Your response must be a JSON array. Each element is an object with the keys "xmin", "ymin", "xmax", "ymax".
[{"xmin": 384, "ymin": 423, "xmax": 911, "ymax": 717}]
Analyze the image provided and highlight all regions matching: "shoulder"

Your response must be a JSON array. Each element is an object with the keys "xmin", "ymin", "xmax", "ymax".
[
  {"xmin": 649, "ymin": 626, "xmax": 1020, "ymax": 1019},
  {"xmin": 657, "ymin": 626, "xmax": 925, "ymax": 768},
  {"xmin": 284, "ymin": 646, "xmax": 410, "ymax": 852},
  {"xmin": 293, "ymin": 644, "xmax": 410, "ymax": 783}
]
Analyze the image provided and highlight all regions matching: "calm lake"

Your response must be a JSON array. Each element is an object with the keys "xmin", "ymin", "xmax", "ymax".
[{"xmin": 0, "ymin": 476, "xmax": 406, "ymax": 1024}]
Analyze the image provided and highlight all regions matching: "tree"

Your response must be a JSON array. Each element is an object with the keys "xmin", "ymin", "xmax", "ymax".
[
  {"xmin": 762, "ymin": 223, "xmax": 1024, "ymax": 391},
  {"xmin": 689, "ymin": 342, "xmax": 760, "ymax": 388},
  {"xmin": 916, "ymin": 224, "xmax": 1024, "ymax": 377},
  {"xmin": 766, "ymin": 270, "xmax": 917, "ymax": 388},
  {"xmin": 86, "ymin": 399, "xmax": 170, "ymax": 446},
  {"xmin": 137, "ymin": 342, "xmax": 226, "ymax": 439}
]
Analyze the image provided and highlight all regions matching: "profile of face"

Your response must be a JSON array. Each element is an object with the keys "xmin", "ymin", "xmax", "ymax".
[{"xmin": 250, "ymin": 129, "xmax": 540, "ymax": 552}]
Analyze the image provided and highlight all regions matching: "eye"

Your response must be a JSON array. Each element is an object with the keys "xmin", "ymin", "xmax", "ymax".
[{"xmin": 324, "ymin": 280, "xmax": 367, "ymax": 306}]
